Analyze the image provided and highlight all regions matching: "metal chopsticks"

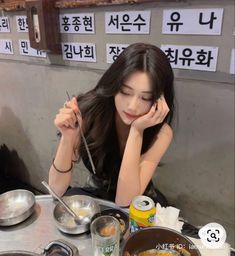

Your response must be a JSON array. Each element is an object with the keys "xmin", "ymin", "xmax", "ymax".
[{"xmin": 66, "ymin": 91, "xmax": 96, "ymax": 174}]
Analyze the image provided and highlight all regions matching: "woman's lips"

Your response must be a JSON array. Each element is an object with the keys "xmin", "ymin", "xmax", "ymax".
[{"xmin": 123, "ymin": 111, "xmax": 140, "ymax": 119}]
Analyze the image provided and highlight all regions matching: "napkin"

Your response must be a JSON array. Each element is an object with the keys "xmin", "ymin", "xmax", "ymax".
[
  {"xmin": 154, "ymin": 203, "xmax": 183, "ymax": 232},
  {"xmin": 154, "ymin": 203, "xmax": 230, "ymax": 256}
]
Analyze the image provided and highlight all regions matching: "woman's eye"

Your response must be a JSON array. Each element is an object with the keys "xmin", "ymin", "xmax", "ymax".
[
  {"xmin": 142, "ymin": 97, "xmax": 153, "ymax": 101},
  {"xmin": 120, "ymin": 90, "xmax": 130, "ymax": 96}
]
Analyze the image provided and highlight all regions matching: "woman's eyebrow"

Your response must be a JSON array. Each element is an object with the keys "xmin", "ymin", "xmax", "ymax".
[{"xmin": 122, "ymin": 83, "xmax": 152, "ymax": 94}]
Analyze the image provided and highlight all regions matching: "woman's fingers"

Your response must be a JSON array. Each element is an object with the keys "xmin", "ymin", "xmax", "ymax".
[
  {"xmin": 59, "ymin": 108, "xmax": 77, "ymax": 124},
  {"xmin": 152, "ymin": 96, "xmax": 169, "ymax": 123},
  {"xmin": 55, "ymin": 96, "xmax": 82, "ymax": 130},
  {"xmin": 66, "ymin": 97, "xmax": 81, "ymax": 116},
  {"xmin": 55, "ymin": 113, "xmax": 76, "ymax": 129}
]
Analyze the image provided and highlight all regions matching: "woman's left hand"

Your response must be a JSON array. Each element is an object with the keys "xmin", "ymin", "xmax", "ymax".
[{"xmin": 131, "ymin": 95, "xmax": 170, "ymax": 132}]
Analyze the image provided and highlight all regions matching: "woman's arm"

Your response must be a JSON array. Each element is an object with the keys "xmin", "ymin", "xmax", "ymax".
[
  {"xmin": 48, "ymin": 97, "xmax": 81, "ymax": 196},
  {"xmin": 115, "ymin": 96, "xmax": 172, "ymax": 206}
]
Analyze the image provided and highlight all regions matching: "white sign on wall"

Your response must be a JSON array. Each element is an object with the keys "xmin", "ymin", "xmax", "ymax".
[
  {"xmin": 0, "ymin": 17, "xmax": 10, "ymax": 32},
  {"xmin": 105, "ymin": 11, "xmax": 150, "ymax": 34},
  {"xmin": 161, "ymin": 44, "xmax": 218, "ymax": 72},
  {"xmin": 19, "ymin": 40, "xmax": 46, "ymax": 57},
  {"xmin": 230, "ymin": 49, "xmax": 235, "ymax": 74},
  {"xmin": 16, "ymin": 16, "xmax": 28, "ymax": 32},
  {"xmin": 62, "ymin": 42, "xmax": 96, "ymax": 62},
  {"xmin": 60, "ymin": 13, "xmax": 95, "ymax": 33},
  {"xmin": 106, "ymin": 43, "xmax": 129, "ymax": 63},
  {"xmin": 0, "ymin": 39, "xmax": 13, "ymax": 54},
  {"xmin": 162, "ymin": 9, "xmax": 223, "ymax": 35}
]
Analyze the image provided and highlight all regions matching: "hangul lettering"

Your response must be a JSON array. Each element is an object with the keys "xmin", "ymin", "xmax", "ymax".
[
  {"xmin": 74, "ymin": 45, "xmax": 83, "ymax": 58},
  {"xmin": 64, "ymin": 44, "xmax": 73, "ymax": 59},
  {"xmin": 195, "ymin": 49, "xmax": 213, "ymax": 67},
  {"xmin": 108, "ymin": 14, "xmax": 119, "ymax": 29},
  {"xmin": 5, "ymin": 41, "xmax": 12, "ymax": 52},
  {"xmin": 18, "ymin": 17, "xmax": 28, "ymax": 31},
  {"xmin": 164, "ymin": 47, "xmax": 178, "ymax": 65},
  {"xmin": 120, "ymin": 14, "xmax": 132, "ymax": 32},
  {"xmin": 132, "ymin": 14, "xmax": 146, "ymax": 31},
  {"xmin": 1, "ymin": 17, "xmax": 9, "ymax": 30},
  {"xmin": 83, "ymin": 16, "xmax": 93, "ymax": 32},
  {"xmin": 166, "ymin": 12, "xmax": 183, "ymax": 32},
  {"xmin": 83, "ymin": 45, "xmax": 94, "ymax": 59},
  {"xmin": 61, "ymin": 16, "xmax": 71, "ymax": 32},
  {"xmin": 199, "ymin": 11, "xmax": 217, "ymax": 30},
  {"xmin": 72, "ymin": 16, "xmax": 81, "ymax": 32},
  {"xmin": 179, "ymin": 48, "xmax": 194, "ymax": 66},
  {"xmin": 109, "ymin": 46, "xmax": 119, "ymax": 61},
  {"xmin": 21, "ymin": 41, "xmax": 29, "ymax": 54},
  {"xmin": 36, "ymin": 50, "xmax": 43, "ymax": 56}
]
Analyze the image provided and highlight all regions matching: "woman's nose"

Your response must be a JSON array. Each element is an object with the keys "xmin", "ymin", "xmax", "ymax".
[{"xmin": 127, "ymin": 97, "xmax": 139, "ymax": 112}]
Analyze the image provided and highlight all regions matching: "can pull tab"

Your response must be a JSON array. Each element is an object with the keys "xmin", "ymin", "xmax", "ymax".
[
  {"xmin": 31, "ymin": 7, "xmax": 40, "ymax": 43},
  {"xmin": 137, "ymin": 200, "xmax": 149, "ymax": 207}
]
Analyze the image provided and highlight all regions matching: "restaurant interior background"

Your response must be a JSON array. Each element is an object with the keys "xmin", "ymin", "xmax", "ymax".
[{"xmin": 0, "ymin": 0, "xmax": 234, "ymax": 248}]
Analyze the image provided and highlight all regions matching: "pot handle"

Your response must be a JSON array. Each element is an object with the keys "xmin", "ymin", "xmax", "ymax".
[{"xmin": 43, "ymin": 239, "xmax": 79, "ymax": 256}]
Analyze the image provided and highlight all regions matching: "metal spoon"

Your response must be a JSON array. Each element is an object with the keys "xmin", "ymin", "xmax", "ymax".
[
  {"xmin": 66, "ymin": 91, "xmax": 96, "ymax": 174},
  {"xmin": 41, "ymin": 181, "xmax": 90, "ymax": 225}
]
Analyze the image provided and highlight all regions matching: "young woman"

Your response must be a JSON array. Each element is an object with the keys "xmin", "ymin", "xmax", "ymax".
[{"xmin": 49, "ymin": 43, "xmax": 174, "ymax": 207}]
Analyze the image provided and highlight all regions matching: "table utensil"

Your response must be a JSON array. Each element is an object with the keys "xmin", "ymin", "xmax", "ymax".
[
  {"xmin": 66, "ymin": 90, "xmax": 96, "ymax": 174},
  {"xmin": 0, "ymin": 189, "xmax": 35, "ymax": 226},
  {"xmin": 0, "ymin": 239, "xmax": 79, "ymax": 256},
  {"xmin": 41, "ymin": 181, "xmax": 88, "ymax": 225},
  {"xmin": 53, "ymin": 195, "xmax": 100, "ymax": 234},
  {"xmin": 122, "ymin": 226, "xmax": 201, "ymax": 256}
]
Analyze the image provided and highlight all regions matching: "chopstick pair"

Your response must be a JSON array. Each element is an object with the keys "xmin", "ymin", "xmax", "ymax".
[{"xmin": 66, "ymin": 91, "xmax": 96, "ymax": 175}]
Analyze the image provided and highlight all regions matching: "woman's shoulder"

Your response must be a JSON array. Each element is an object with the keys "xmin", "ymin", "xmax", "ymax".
[
  {"xmin": 155, "ymin": 123, "xmax": 173, "ymax": 142},
  {"xmin": 160, "ymin": 123, "xmax": 173, "ymax": 136}
]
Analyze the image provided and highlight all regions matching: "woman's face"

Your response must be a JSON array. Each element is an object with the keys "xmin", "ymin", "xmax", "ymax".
[{"xmin": 114, "ymin": 71, "xmax": 153, "ymax": 125}]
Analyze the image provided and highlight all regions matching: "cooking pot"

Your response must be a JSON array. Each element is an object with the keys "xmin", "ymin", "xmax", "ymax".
[
  {"xmin": 0, "ymin": 239, "xmax": 79, "ymax": 256},
  {"xmin": 122, "ymin": 227, "xmax": 201, "ymax": 256}
]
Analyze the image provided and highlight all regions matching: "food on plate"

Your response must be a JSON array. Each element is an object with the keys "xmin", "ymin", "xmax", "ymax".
[{"xmin": 100, "ymin": 224, "xmax": 116, "ymax": 236}]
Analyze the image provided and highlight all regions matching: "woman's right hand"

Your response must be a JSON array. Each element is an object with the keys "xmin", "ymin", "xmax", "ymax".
[{"xmin": 54, "ymin": 97, "xmax": 82, "ymax": 141}]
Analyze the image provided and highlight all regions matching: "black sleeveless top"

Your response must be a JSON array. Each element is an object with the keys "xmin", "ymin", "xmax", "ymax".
[{"xmin": 80, "ymin": 124, "xmax": 168, "ymax": 207}]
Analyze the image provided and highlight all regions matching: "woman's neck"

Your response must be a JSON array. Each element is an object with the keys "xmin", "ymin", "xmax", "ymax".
[
  {"xmin": 115, "ymin": 112, "xmax": 131, "ymax": 156},
  {"xmin": 115, "ymin": 112, "xmax": 130, "ymax": 146}
]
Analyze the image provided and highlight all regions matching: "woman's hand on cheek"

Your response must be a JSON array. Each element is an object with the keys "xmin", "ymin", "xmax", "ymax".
[{"xmin": 131, "ymin": 96, "xmax": 170, "ymax": 132}]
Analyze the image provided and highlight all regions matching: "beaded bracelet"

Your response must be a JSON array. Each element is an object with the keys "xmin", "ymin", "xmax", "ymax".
[{"xmin": 52, "ymin": 159, "xmax": 73, "ymax": 173}]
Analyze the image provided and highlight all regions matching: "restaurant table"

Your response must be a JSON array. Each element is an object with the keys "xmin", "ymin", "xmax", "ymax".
[
  {"xmin": 0, "ymin": 194, "xmax": 127, "ymax": 255},
  {"xmin": 0, "ymin": 194, "xmax": 231, "ymax": 256}
]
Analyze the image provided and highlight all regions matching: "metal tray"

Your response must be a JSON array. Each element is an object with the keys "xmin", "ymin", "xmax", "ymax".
[{"xmin": 0, "ymin": 195, "xmax": 128, "ymax": 255}]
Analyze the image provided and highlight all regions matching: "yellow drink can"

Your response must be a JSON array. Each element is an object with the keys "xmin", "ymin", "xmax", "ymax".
[{"xmin": 129, "ymin": 195, "xmax": 156, "ymax": 233}]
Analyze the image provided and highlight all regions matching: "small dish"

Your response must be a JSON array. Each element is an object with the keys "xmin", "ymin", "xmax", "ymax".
[{"xmin": 91, "ymin": 208, "xmax": 129, "ymax": 239}]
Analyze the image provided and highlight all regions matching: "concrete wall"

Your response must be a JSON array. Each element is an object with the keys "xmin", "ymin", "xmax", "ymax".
[{"xmin": 0, "ymin": 0, "xmax": 234, "ymax": 247}]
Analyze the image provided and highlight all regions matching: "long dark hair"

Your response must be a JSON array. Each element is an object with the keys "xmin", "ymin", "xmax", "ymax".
[{"xmin": 77, "ymin": 43, "xmax": 174, "ymax": 180}]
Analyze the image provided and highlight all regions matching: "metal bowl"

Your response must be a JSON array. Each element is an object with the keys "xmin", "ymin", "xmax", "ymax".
[
  {"xmin": 122, "ymin": 227, "xmax": 201, "ymax": 256},
  {"xmin": 0, "ymin": 189, "xmax": 35, "ymax": 226},
  {"xmin": 53, "ymin": 195, "xmax": 100, "ymax": 234}
]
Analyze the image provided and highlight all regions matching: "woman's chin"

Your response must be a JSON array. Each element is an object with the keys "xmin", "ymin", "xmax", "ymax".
[{"xmin": 122, "ymin": 117, "xmax": 135, "ymax": 126}]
